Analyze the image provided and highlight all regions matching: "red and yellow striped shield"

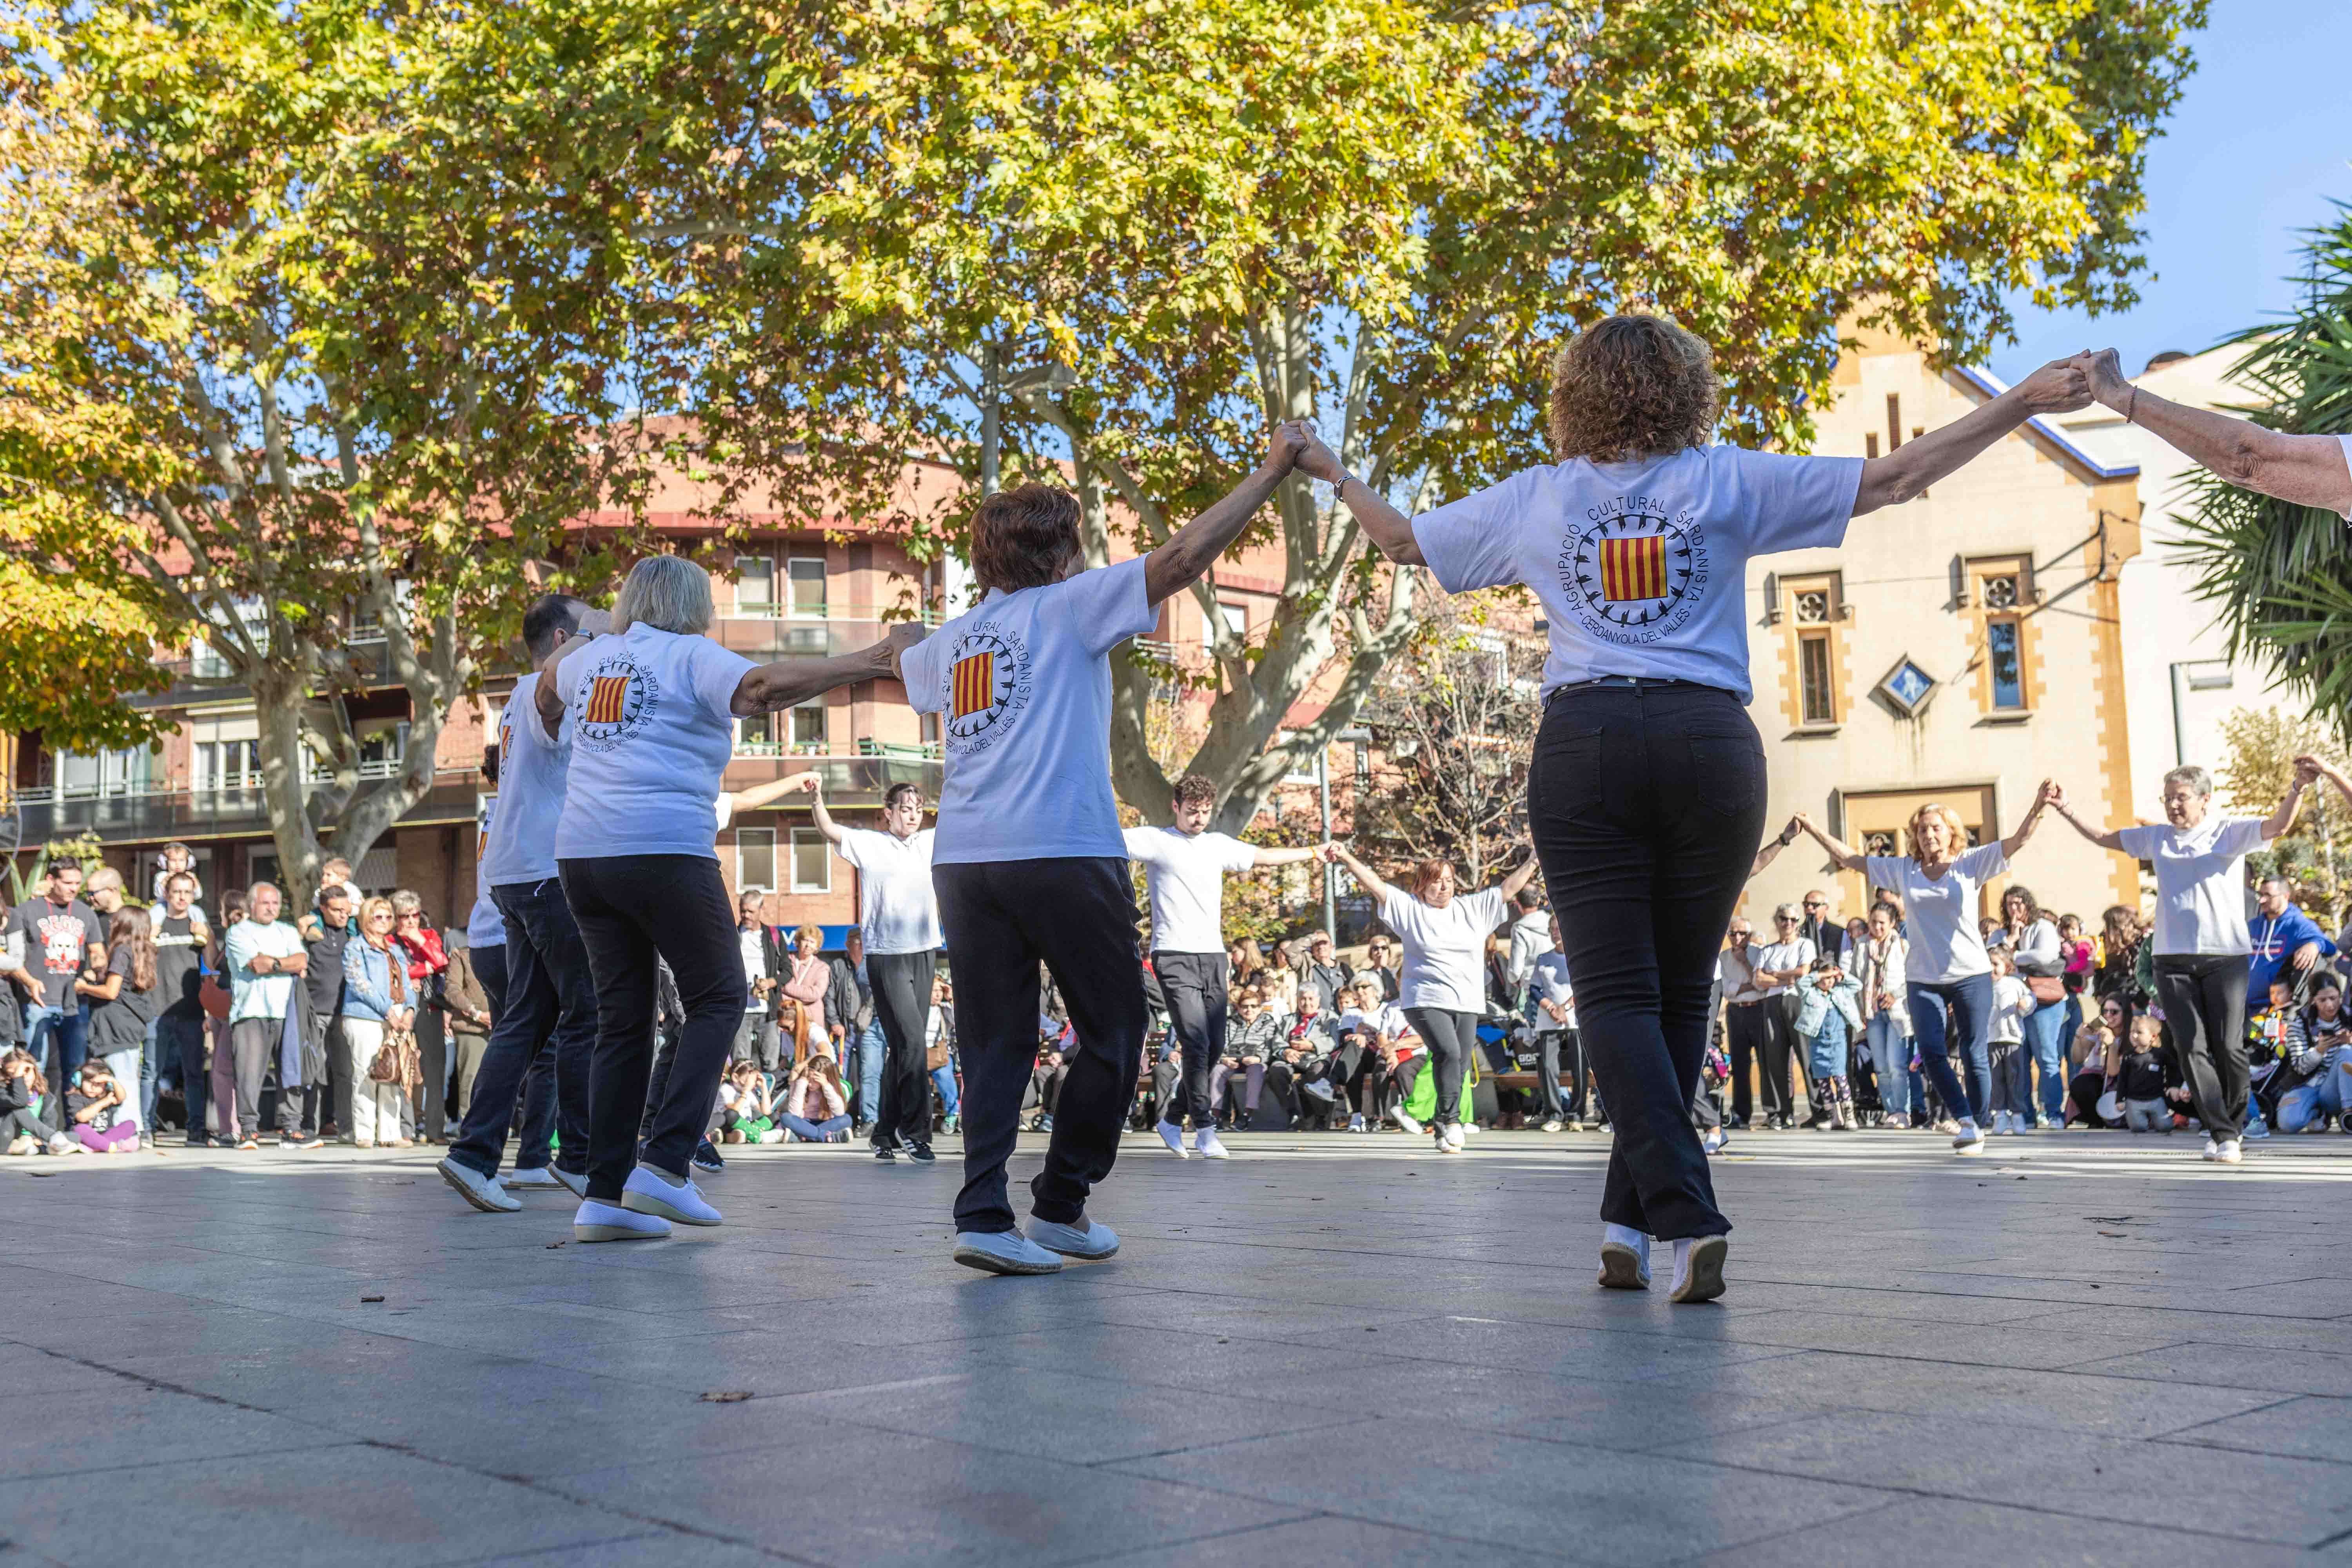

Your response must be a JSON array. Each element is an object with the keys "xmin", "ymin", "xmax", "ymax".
[
  {"xmin": 1599, "ymin": 534, "xmax": 1667, "ymax": 602},
  {"xmin": 584, "ymin": 674, "xmax": 630, "ymax": 725},
  {"xmin": 951, "ymin": 651, "xmax": 995, "ymax": 720}
]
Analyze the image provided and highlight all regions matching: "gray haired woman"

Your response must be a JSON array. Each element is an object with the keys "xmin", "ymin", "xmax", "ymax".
[
  {"xmin": 526, "ymin": 553, "xmax": 916, "ymax": 1241},
  {"xmin": 2047, "ymin": 764, "xmax": 2312, "ymax": 1165}
]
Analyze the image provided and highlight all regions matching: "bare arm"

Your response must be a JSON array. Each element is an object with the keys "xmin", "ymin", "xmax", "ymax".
[
  {"xmin": 1853, "ymin": 359, "xmax": 2091, "ymax": 516},
  {"xmin": 1998, "ymin": 780, "xmax": 2059, "ymax": 860},
  {"xmin": 1497, "ymin": 856, "xmax": 1539, "ymax": 902},
  {"xmin": 1323, "ymin": 841, "xmax": 1396, "ymax": 907},
  {"xmin": 1250, "ymin": 845, "xmax": 1323, "ymax": 868},
  {"xmin": 2300, "ymin": 756, "xmax": 2352, "ymax": 813},
  {"xmin": 799, "ymin": 774, "xmax": 846, "ymax": 847},
  {"xmin": 1791, "ymin": 812, "xmax": 1868, "ymax": 875},
  {"xmin": 1142, "ymin": 422, "xmax": 1308, "ymax": 606},
  {"xmin": 1294, "ymin": 436, "xmax": 1422, "ymax": 565},
  {"xmin": 2078, "ymin": 349, "xmax": 2352, "ymax": 514},
  {"xmin": 732, "ymin": 637, "xmax": 904, "ymax": 717},
  {"xmin": 1751, "ymin": 818, "xmax": 1798, "ymax": 877},
  {"xmin": 726, "ymin": 769, "xmax": 822, "ymax": 816},
  {"xmin": 2262, "ymin": 766, "xmax": 2312, "ymax": 843},
  {"xmin": 2044, "ymin": 782, "xmax": 2128, "ymax": 853}
]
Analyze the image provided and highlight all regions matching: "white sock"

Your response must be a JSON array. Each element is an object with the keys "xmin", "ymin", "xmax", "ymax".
[
  {"xmin": 1671, "ymin": 1238, "xmax": 1696, "ymax": 1283},
  {"xmin": 1604, "ymin": 1223, "xmax": 1649, "ymax": 1252}
]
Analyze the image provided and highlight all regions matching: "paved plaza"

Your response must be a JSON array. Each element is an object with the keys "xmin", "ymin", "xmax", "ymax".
[{"xmin": 2, "ymin": 1129, "xmax": 2349, "ymax": 1567}]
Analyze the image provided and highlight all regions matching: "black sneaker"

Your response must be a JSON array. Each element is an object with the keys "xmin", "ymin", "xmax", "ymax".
[
  {"xmin": 904, "ymin": 1142, "xmax": 937, "ymax": 1164},
  {"xmin": 691, "ymin": 1140, "xmax": 725, "ymax": 1174},
  {"xmin": 873, "ymin": 1142, "xmax": 897, "ymax": 1162}
]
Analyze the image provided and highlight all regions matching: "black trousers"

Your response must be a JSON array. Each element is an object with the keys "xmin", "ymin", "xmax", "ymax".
[
  {"xmin": 1758, "ymin": 998, "xmax": 1800, "ymax": 1120},
  {"xmin": 1724, "ymin": 1002, "xmax": 1768, "ymax": 1122},
  {"xmin": 1536, "ymin": 1029, "xmax": 1587, "ymax": 1120},
  {"xmin": 1401, "ymin": 1007, "xmax": 1476, "ymax": 1128},
  {"xmin": 933, "ymin": 857, "xmax": 1147, "ymax": 1234},
  {"xmin": 1155, "ymin": 950, "xmax": 1229, "ymax": 1128},
  {"xmin": 557, "ymin": 855, "xmax": 745, "ymax": 1201},
  {"xmin": 2154, "ymin": 954, "xmax": 2251, "ymax": 1139},
  {"xmin": 867, "ymin": 950, "xmax": 937, "ymax": 1150},
  {"xmin": 450, "ymin": 878, "xmax": 596, "ymax": 1180},
  {"xmin": 1528, "ymin": 682, "xmax": 1765, "ymax": 1240},
  {"xmin": 1335, "ymin": 1042, "xmax": 1385, "ymax": 1117}
]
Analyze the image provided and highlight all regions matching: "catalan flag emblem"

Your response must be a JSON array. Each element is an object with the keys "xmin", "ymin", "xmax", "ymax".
[
  {"xmin": 1598, "ymin": 534, "xmax": 1667, "ymax": 602},
  {"xmin": 951, "ymin": 651, "xmax": 995, "ymax": 720},
  {"xmin": 585, "ymin": 673, "xmax": 631, "ymax": 725}
]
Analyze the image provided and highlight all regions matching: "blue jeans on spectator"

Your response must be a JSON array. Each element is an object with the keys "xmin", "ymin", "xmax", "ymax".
[
  {"xmin": 780, "ymin": 1111, "xmax": 851, "ymax": 1141},
  {"xmin": 1866, "ymin": 1013, "xmax": 1910, "ymax": 1120},
  {"xmin": 25, "ymin": 1003, "xmax": 89, "ymax": 1123},
  {"xmin": 931, "ymin": 1061, "xmax": 960, "ymax": 1122},
  {"xmin": 855, "ymin": 1021, "xmax": 886, "ymax": 1123},
  {"xmin": 1906, "ymin": 974, "xmax": 1992, "ymax": 1124},
  {"xmin": 2277, "ymin": 1047, "xmax": 2352, "ymax": 1132},
  {"xmin": 154, "ymin": 1014, "xmax": 208, "ymax": 1144},
  {"xmin": 2023, "ymin": 998, "xmax": 2068, "ymax": 1124}
]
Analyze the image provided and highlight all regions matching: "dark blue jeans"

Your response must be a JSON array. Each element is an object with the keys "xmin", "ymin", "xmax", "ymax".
[
  {"xmin": 155, "ymin": 1014, "xmax": 209, "ymax": 1145},
  {"xmin": 25, "ymin": 1004, "xmax": 89, "ymax": 1125},
  {"xmin": 447, "ymin": 879, "xmax": 595, "ymax": 1181},
  {"xmin": 1528, "ymin": 680, "xmax": 1766, "ymax": 1241},
  {"xmin": 1906, "ymin": 973, "xmax": 1993, "ymax": 1123}
]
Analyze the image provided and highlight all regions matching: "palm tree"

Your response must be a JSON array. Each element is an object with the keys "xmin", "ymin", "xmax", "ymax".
[{"xmin": 2178, "ymin": 205, "xmax": 2352, "ymax": 731}]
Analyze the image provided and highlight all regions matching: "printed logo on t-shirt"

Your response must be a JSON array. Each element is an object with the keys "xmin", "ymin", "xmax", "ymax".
[
  {"xmin": 1558, "ymin": 496, "xmax": 1710, "ymax": 644},
  {"xmin": 572, "ymin": 652, "xmax": 661, "ymax": 753},
  {"xmin": 35, "ymin": 913, "xmax": 85, "ymax": 974},
  {"xmin": 941, "ymin": 625, "xmax": 1031, "ymax": 755}
]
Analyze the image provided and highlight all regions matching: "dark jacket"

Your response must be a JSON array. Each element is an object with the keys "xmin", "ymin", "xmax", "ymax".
[
  {"xmin": 825, "ymin": 955, "xmax": 873, "ymax": 1036},
  {"xmin": 303, "ymin": 917, "xmax": 350, "ymax": 1018},
  {"xmin": 1300, "ymin": 958, "xmax": 1355, "ymax": 1015}
]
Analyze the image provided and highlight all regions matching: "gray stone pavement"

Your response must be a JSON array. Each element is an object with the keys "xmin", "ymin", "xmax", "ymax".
[{"xmin": 2, "ymin": 1125, "xmax": 2350, "ymax": 1567}]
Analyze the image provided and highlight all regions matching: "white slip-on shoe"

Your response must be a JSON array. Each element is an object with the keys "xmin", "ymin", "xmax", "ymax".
[
  {"xmin": 2214, "ymin": 1138, "xmax": 2243, "ymax": 1165},
  {"xmin": 620, "ymin": 1163, "xmax": 722, "ymax": 1226},
  {"xmin": 1156, "ymin": 1121, "xmax": 1190, "ymax": 1158},
  {"xmin": 574, "ymin": 1199, "xmax": 669, "ymax": 1243},
  {"xmin": 548, "ymin": 1166, "xmax": 588, "ymax": 1198},
  {"xmin": 1440, "ymin": 1123, "xmax": 1466, "ymax": 1153},
  {"xmin": 501, "ymin": 1165, "xmax": 561, "ymax": 1190},
  {"xmin": 953, "ymin": 1230, "xmax": 1064, "ymax": 1275},
  {"xmin": 1028, "ymin": 1215, "xmax": 1120, "ymax": 1259},
  {"xmin": 1597, "ymin": 1224, "xmax": 1651, "ymax": 1290},
  {"xmin": 1194, "ymin": 1130, "xmax": 1231, "ymax": 1160},
  {"xmin": 437, "ymin": 1156, "xmax": 521, "ymax": 1213},
  {"xmin": 1951, "ymin": 1119, "xmax": 1985, "ymax": 1154},
  {"xmin": 1670, "ymin": 1235, "xmax": 1729, "ymax": 1304},
  {"xmin": 2200, "ymin": 1136, "xmax": 2221, "ymax": 1161}
]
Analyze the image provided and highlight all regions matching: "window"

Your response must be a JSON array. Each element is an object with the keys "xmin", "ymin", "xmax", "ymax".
[
  {"xmin": 736, "ymin": 828, "xmax": 777, "ymax": 893},
  {"xmin": 787, "ymin": 557, "xmax": 827, "ymax": 618},
  {"xmin": 1987, "ymin": 619, "xmax": 2025, "ymax": 710},
  {"xmin": 1217, "ymin": 599, "xmax": 1248, "ymax": 639},
  {"xmin": 195, "ymin": 739, "xmax": 261, "ymax": 791},
  {"xmin": 1865, "ymin": 432, "xmax": 1879, "ymax": 459},
  {"xmin": 1886, "ymin": 394, "xmax": 1902, "ymax": 452},
  {"xmin": 54, "ymin": 745, "xmax": 154, "ymax": 798},
  {"xmin": 790, "ymin": 827, "xmax": 831, "ymax": 892},
  {"xmin": 1798, "ymin": 632, "xmax": 1835, "ymax": 724},
  {"xmin": 791, "ymin": 701, "xmax": 828, "ymax": 752},
  {"xmin": 737, "ymin": 712, "xmax": 777, "ymax": 754},
  {"xmin": 734, "ymin": 555, "xmax": 775, "ymax": 613}
]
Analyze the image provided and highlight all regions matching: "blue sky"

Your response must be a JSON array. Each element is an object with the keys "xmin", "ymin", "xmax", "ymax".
[{"xmin": 1985, "ymin": 0, "xmax": 2352, "ymax": 383}]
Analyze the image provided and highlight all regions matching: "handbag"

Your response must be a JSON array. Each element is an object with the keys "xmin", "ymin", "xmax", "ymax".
[
  {"xmin": 368, "ymin": 1026, "xmax": 421, "ymax": 1087},
  {"xmin": 926, "ymin": 1038, "xmax": 951, "ymax": 1072},
  {"xmin": 2025, "ymin": 975, "xmax": 2065, "ymax": 1005}
]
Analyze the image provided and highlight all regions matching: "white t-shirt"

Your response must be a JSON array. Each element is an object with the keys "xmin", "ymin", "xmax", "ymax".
[
  {"xmin": 836, "ymin": 826, "xmax": 941, "ymax": 954},
  {"xmin": 550, "ymin": 624, "xmax": 755, "ymax": 860},
  {"xmin": 484, "ymin": 673, "xmax": 571, "ymax": 886},
  {"xmin": 900, "ymin": 556, "xmax": 1158, "ymax": 865},
  {"xmin": 1989, "ymin": 973, "xmax": 2032, "ymax": 1043},
  {"xmin": 1378, "ymin": 886, "xmax": 1510, "ymax": 1013},
  {"xmin": 148, "ymin": 902, "xmax": 209, "ymax": 932},
  {"xmin": 465, "ymin": 887, "xmax": 505, "ymax": 950},
  {"xmin": 739, "ymin": 927, "xmax": 768, "ymax": 1012},
  {"xmin": 2116, "ymin": 816, "xmax": 2269, "ymax": 957},
  {"xmin": 1410, "ymin": 446, "xmax": 1864, "ymax": 701},
  {"xmin": 1866, "ymin": 844, "xmax": 2008, "ymax": 985},
  {"xmin": 1529, "ymin": 950, "xmax": 1574, "ymax": 1033},
  {"xmin": 1338, "ymin": 1002, "xmax": 1413, "ymax": 1051},
  {"xmin": 1750, "ymin": 937, "xmax": 1816, "ymax": 997},
  {"xmin": 1124, "ymin": 826, "xmax": 1258, "ymax": 954}
]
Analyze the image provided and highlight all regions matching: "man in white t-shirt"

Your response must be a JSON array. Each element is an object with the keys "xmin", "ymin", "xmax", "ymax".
[
  {"xmin": 1124, "ymin": 773, "xmax": 1320, "ymax": 1160},
  {"xmin": 800, "ymin": 773, "xmax": 943, "ymax": 1160}
]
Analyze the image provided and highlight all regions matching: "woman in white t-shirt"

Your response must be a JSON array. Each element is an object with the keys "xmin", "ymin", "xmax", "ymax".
[
  {"xmin": 1323, "ymin": 843, "xmax": 1537, "ymax": 1151},
  {"xmin": 2070, "ymin": 349, "xmax": 2352, "ymax": 521},
  {"xmin": 530, "ymin": 555, "xmax": 914, "ymax": 1244},
  {"xmin": 1794, "ymin": 791, "xmax": 2054, "ymax": 1152},
  {"xmin": 2047, "ymin": 764, "xmax": 2312, "ymax": 1163},
  {"xmin": 1297, "ymin": 317, "xmax": 2089, "ymax": 1301},
  {"xmin": 893, "ymin": 423, "xmax": 1314, "ymax": 1277}
]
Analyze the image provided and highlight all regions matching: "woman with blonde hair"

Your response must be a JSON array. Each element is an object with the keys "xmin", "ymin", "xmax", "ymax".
[
  {"xmin": 778, "ymin": 925, "xmax": 830, "ymax": 1063},
  {"xmin": 1794, "ymin": 788, "xmax": 2058, "ymax": 1153},
  {"xmin": 341, "ymin": 896, "xmax": 416, "ymax": 1147}
]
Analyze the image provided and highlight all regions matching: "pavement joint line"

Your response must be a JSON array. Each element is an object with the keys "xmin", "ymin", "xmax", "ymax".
[{"xmin": 1045, "ymin": 1510, "xmax": 1337, "ymax": 1568}]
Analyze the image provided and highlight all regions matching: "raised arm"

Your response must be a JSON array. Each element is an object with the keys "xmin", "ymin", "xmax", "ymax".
[
  {"xmin": 1853, "ymin": 359, "xmax": 2091, "ymax": 516},
  {"xmin": 1751, "ymin": 818, "xmax": 1798, "ymax": 877},
  {"xmin": 1791, "ymin": 812, "xmax": 1868, "ymax": 874},
  {"xmin": 1294, "ymin": 434, "xmax": 1422, "ymax": 565},
  {"xmin": 2076, "ymin": 349, "xmax": 2352, "ymax": 515},
  {"xmin": 1143, "ymin": 422, "xmax": 1308, "ymax": 606},
  {"xmin": 1250, "ymin": 844, "xmax": 1323, "ymax": 868},
  {"xmin": 734, "ymin": 632, "xmax": 917, "ymax": 717},
  {"xmin": 2263, "ymin": 762, "xmax": 2314, "ymax": 843},
  {"xmin": 2298, "ymin": 756, "xmax": 2352, "ymax": 813},
  {"xmin": 1497, "ymin": 855, "xmax": 1540, "ymax": 902},
  {"xmin": 2043, "ymin": 781, "xmax": 2129, "ymax": 853},
  {"xmin": 1322, "ymin": 840, "xmax": 1396, "ymax": 907},
  {"xmin": 726, "ymin": 769, "xmax": 822, "ymax": 817},
  {"xmin": 1999, "ymin": 779, "xmax": 2060, "ymax": 860},
  {"xmin": 793, "ymin": 772, "xmax": 847, "ymax": 846}
]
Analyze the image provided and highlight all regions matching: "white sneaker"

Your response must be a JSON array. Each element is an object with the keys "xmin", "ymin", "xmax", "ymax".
[
  {"xmin": 1439, "ymin": 1123, "xmax": 1466, "ymax": 1153},
  {"xmin": 1156, "ymin": 1120, "xmax": 1190, "ymax": 1158},
  {"xmin": 1303, "ymin": 1080, "xmax": 1336, "ymax": 1103},
  {"xmin": 437, "ymin": 1156, "xmax": 521, "ymax": 1213},
  {"xmin": 1541, "ymin": 1118, "xmax": 1564, "ymax": 1133},
  {"xmin": 1028, "ymin": 1215, "xmax": 1120, "ymax": 1259},
  {"xmin": 1670, "ymin": 1235, "xmax": 1729, "ymax": 1304},
  {"xmin": 1347, "ymin": 1113, "xmax": 1367, "ymax": 1134},
  {"xmin": 2214, "ymin": 1138, "xmax": 2243, "ymax": 1165},
  {"xmin": 952, "ymin": 1230, "xmax": 1064, "ymax": 1275},
  {"xmin": 500, "ymin": 1165, "xmax": 561, "ymax": 1190},
  {"xmin": 1597, "ymin": 1223, "xmax": 1651, "ymax": 1289},
  {"xmin": 620, "ymin": 1163, "xmax": 722, "ymax": 1226},
  {"xmin": 2200, "ymin": 1136, "xmax": 2222, "ymax": 1162},
  {"xmin": 548, "ymin": 1166, "xmax": 587, "ymax": 1198},
  {"xmin": 1701, "ymin": 1128, "xmax": 1728, "ymax": 1155},
  {"xmin": 759, "ymin": 1128, "xmax": 785, "ymax": 1143},
  {"xmin": 1394, "ymin": 1108, "xmax": 1424, "ymax": 1136},
  {"xmin": 1194, "ymin": 1131, "xmax": 1231, "ymax": 1160},
  {"xmin": 1990, "ymin": 1111, "xmax": 2009, "ymax": 1135},
  {"xmin": 1883, "ymin": 1112, "xmax": 1910, "ymax": 1130},
  {"xmin": 1951, "ymin": 1119, "xmax": 1985, "ymax": 1154},
  {"xmin": 573, "ymin": 1200, "xmax": 669, "ymax": 1243}
]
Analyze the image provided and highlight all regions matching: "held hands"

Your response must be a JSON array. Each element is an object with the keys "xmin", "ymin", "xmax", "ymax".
[
  {"xmin": 882, "ymin": 621, "xmax": 927, "ymax": 671},
  {"xmin": 1266, "ymin": 418, "xmax": 1316, "ymax": 477},
  {"xmin": 1293, "ymin": 428, "xmax": 1347, "ymax": 486},
  {"xmin": 2033, "ymin": 778, "xmax": 2064, "ymax": 814},
  {"xmin": 2292, "ymin": 755, "xmax": 2330, "ymax": 789},
  {"xmin": 793, "ymin": 772, "xmax": 823, "ymax": 796},
  {"xmin": 2067, "ymin": 348, "xmax": 2132, "ymax": 411},
  {"xmin": 2011, "ymin": 356, "xmax": 2093, "ymax": 416}
]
